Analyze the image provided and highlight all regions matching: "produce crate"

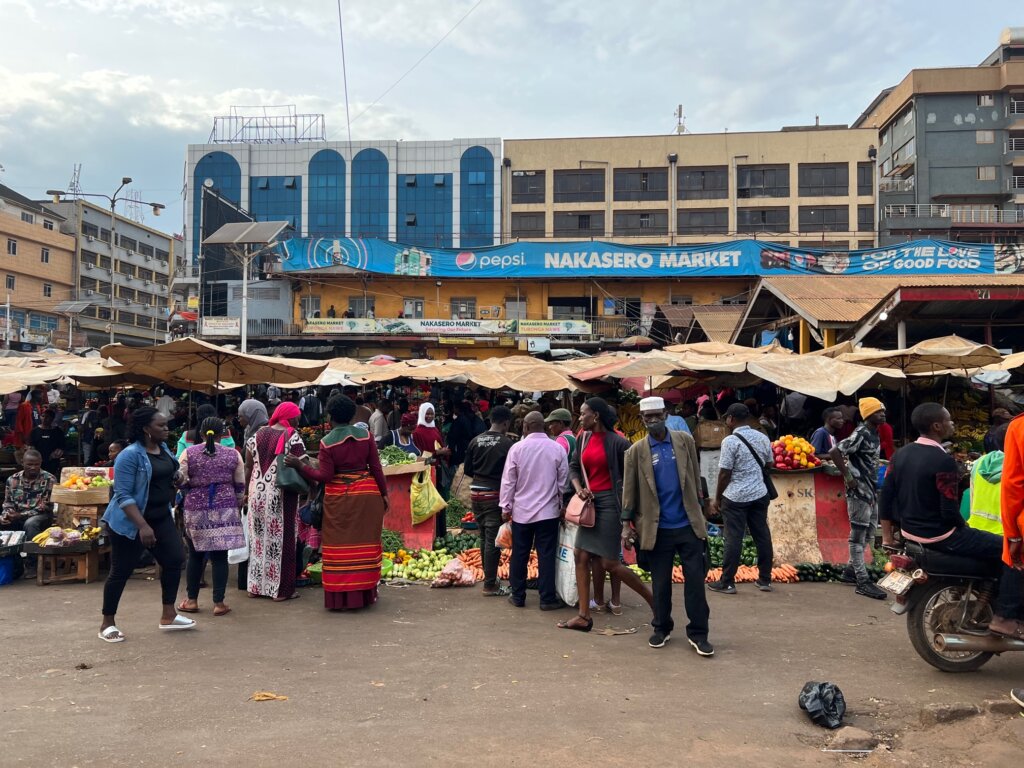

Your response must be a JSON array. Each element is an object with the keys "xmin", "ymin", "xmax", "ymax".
[
  {"xmin": 382, "ymin": 460, "xmax": 427, "ymax": 477},
  {"xmin": 696, "ymin": 420, "xmax": 728, "ymax": 449},
  {"xmin": 51, "ymin": 486, "xmax": 110, "ymax": 505},
  {"xmin": 0, "ymin": 530, "xmax": 25, "ymax": 558},
  {"xmin": 56, "ymin": 504, "xmax": 104, "ymax": 529},
  {"xmin": 23, "ymin": 538, "xmax": 103, "ymax": 555}
]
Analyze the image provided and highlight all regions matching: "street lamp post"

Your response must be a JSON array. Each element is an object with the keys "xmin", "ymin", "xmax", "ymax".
[{"xmin": 47, "ymin": 179, "xmax": 165, "ymax": 346}]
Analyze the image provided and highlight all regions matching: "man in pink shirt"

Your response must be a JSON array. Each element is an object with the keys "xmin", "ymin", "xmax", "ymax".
[{"xmin": 500, "ymin": 411, "xmax": 569, "ymax": 610}]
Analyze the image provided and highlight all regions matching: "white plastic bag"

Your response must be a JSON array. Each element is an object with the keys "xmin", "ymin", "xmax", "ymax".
[
  {"xmin": 496, "ymin": 521, "xmax": 513, "ymax": 549},
  {"xmin": 228, "ymin": 512, "xmax": 250, "ymax": 565},
  {"xmin": 555, "ymin": 521, "xmax": 579, "ymax": 607}
]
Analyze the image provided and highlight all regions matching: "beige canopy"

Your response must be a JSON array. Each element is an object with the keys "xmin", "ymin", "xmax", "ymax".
[{"xmin": 838, "ymin": 334, "xmax": 1004, "ymax": 375}]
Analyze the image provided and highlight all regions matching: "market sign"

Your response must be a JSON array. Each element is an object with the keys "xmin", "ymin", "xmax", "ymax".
[
  {"xmin": 302, "ymin": 317, "xmax": 592, "ymax": 336},
  {"xmin": 279, "ymin": 237, "xmax": 1003, "ymax": 279},
  {"xmin": 509, "ymin": 319, "xmax": 591, "ymax": 336},
  {"xmin": 201, "ymin": 317, "xmax": 241, "ymax": 335}
]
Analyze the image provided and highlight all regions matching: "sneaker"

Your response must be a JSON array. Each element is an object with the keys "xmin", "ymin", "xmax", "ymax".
[
  {"xmin": 707, "ymin": 580, "xmax": 736, "ymax": 595},
  {"xmin": 754, "ymin": 579, "xmax": 773, "ymax": 592},
  {"xmin": 539, "ymin": 599, "xmax": 568, "ymax": 611},
  {"xmin": 855, "ymin": 581, "xmax": 887, "ymax": 600},
  {"xmin": 688, "ymin": 637, "xmax": 715, "ymax": 657},
  {"xmin": 1011, "ymin": 689, "xmax": 1024, "ymax": 708},
  {"xmin": 649, "ymin": 631, "xmax": 671, "ymax": 648},
  {"xmin": 839, "ymin": 567, "xmax": 857, "ymax": 585},
  {"xmin": 507, "ymin": 595, "xmax": 525, "ymax": 608}
]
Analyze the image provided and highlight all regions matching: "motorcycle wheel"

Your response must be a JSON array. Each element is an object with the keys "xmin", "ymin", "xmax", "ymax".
[{"xmin": 906, "ymin": 580, "xmax": 993, "ymax": 673}]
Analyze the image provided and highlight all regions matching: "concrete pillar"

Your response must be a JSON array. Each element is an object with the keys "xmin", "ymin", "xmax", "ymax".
[
  {"xmin": 799, "ymin": 319, "xmax": 811, "ymax": 354},
  {"xmin": 823, "ymin": 328, "xmax": 837, "ymax": 348},
  {"xmin": 897, "ymin": 320, "xmax": 907, "ymax": 349}
]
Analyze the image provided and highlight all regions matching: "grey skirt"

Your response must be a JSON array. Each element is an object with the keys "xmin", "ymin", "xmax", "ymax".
[{"xmin": 574, "ymin": 490, "xmax": 621, "ymax": 562}]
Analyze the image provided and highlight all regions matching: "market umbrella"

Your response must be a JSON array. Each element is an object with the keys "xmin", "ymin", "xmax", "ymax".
[
  {"xmin": 837, "ymin": 334, "xmax": 1003, "ymax": 375},
  {"xmin": 619, "ymin": 335, "xmax": 656, "ymax": 350},
  {"xmin": 100, "ymin": 337, "xmax": 327, "ymax": 388},
  {"xmin": 745, "ymin": 355, "xmax": 904, "ymax": 401},
  {"xmin": 664, "ymin": 340, "xmax": 791, "ymax": 356}
]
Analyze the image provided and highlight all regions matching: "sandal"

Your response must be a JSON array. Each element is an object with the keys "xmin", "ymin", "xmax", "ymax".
[
  {"xmin": 158, "ymin": 615, "xmax": 197, "ymax": 631},
  {"xmin": 272, "ymin": 592, "xmax": 301, "ymax": 602},
  {"xmin": 98, "ymin": 626, "xmax": 125, "ymax": 643},
  {"xmin": 213, "ymin": 605, "xmax": 231, "ymax": 617},
  {"xmin": 557, "ymin": 615, "xmax": 594, "ymax": 632},
  {"xmin": 177, "ymin": 599, "xmax": 200, "ymax": 613},
  {"xmin": 990, "ymin": 620, "xmax": 1024, "ymax": 639}
]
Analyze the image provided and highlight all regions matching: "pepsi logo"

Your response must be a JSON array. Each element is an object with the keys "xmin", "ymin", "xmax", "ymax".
[{"xmin": 455, "ymin": 251, "xmax": 476, "ymax": 270}]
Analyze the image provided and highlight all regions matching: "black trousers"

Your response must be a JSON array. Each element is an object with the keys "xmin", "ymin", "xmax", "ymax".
[
  {"xmin": 928, "ymin": 526, "xmax": 1022, "ymax": 619},
  {"xmin": 509, "ymin": 517, "xmax": 559, "ymax": 605},
  {"xmin": 471, "ymin": 497, "xmax": 502, "ymax": 588},
  {"xmin": 102, "ymin": 513, "xmax": 184, "ymax": 616},
  {"xmin": 186, "ymin": 540, "xmax": 228, "ymax": 604},
  {"xmin": 721, "ymin": 494, "xmax": 773, "ymax": 585},
  {"xmin": 646, "ymin": 525, "xmax": 710, "ymax": 640}
]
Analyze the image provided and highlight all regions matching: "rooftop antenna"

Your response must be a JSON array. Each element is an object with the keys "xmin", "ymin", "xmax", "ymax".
[
  {"xmin": 124, "ymin": 189, "xmax": 145, "ymax": 224},
  {"xmin": 67, "ymin": 163, "xmax": 82, "ymax": 198},
  {"xmin": 674, "ymin": 104, "xmax": 690, "ymax": 134}
]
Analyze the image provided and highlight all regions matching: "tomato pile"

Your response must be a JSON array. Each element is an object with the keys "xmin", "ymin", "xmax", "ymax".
[{"xmin": 771, "ymin": 435, "xmax": 822, "ymax": 471}]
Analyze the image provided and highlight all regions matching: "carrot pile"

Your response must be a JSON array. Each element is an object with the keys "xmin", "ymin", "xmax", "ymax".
[
  {"xmin": 669, "ymin": 565, "xmax": 798, "ymax": 584},
  {"xmin": 456, "ymin": 547, "xmax": 540, "ymax": 582}
]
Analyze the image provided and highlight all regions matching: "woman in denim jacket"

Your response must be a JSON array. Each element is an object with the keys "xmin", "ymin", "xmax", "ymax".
[{"xmin": 98, "ymin": 407, "xmax": 194, "ymax": 643}]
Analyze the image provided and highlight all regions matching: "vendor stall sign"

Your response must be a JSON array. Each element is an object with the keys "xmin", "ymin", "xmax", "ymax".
[
  {"xmin": 304, "ymin": 318, "xmax": 377, "ymax": 334},
  {"xmin": 438, "ymin": 337, "xmax": 475, "ymax": 345},
  {"xmin": 509, "ymin": 319, "xmax": 592, "ymax": 336},
  {"xmin": 280, "ymin": 237, "xmax": 1000, "ymax": 279},
  {"xmin": 201, "ymin": 317, "xmax": 240, "ymax": 335}
]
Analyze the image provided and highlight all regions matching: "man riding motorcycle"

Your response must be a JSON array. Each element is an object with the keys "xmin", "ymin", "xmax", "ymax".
[{"xmin": 879, "ymin": 402, "xmax": 1023, "ymax": 639}]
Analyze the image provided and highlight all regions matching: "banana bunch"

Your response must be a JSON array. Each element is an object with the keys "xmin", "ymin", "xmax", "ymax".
[
  {"xmin": 617, "ymin": 404, "xmax": 647, "ymax": 444},
  {"xmin": 31, "ymin": 531, "xmax": 51, "ymax": 544},
  {"xmin": 80, "ymin": 526, "xmax": 103, "ymax": 541}
]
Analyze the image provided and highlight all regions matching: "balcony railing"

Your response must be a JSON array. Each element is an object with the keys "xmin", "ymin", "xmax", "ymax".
[
  {"xmin": 950, "ymin": 209, "xmax": 1024, "ymax": 225},
  {"xmin": 878, "ymin": 177, "xmax": 915, "ymax": 193},
  {"xmin": 1006, "ymin": 138, "xmax": 1024, "ymax": 152},
  {"xmin": 883, "ymin": 204, "xmax": 950, "ymax": 219},
  {"xmin": 1009, "ymin": 100, "xmax": 1024, "ymax": 115},
  {"xmin": 1009, "ymin": 176, "xmax": 1024, "ymax": 190}
]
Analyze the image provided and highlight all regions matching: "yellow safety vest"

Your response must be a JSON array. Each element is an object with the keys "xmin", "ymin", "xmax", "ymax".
[{"xmin": 968, "ymin": 464, "xmax": 1004, "ymax": 535}]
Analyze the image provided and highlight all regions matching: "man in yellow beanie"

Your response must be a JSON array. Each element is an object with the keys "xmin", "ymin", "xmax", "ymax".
[{"xmin": 829, "ymin": 397, "xmax": 888, "ymax": 599}]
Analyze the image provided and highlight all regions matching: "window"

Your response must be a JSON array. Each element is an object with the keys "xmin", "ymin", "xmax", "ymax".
[
  {"xmin": 97, "ymin": 307, "xmax": 111, "ymax": 321},
  {"xmin": 553, "ymin": 211, "xmax": 603, "ymax": 237},
  {"xmin": 118, "ymin": 311, "xmax": 136, "ymax": 326},
  {"xmin": 858, "ymin": 240, "xmax": 875, "ymax": 249},
  {"xmin": 404, "ymin": 175, "xmax": 417, "ymax": 187},
  {"xmin": 607, "ymin": 297, "xmax": 641, "ymax": 319},
  {"xmin": 881, "ymin": 126, "xmax": 891, "ymax": 146},
  {"xmin": 511, "ymin": 171, "xmax": 545, "ymax": 204},
  {"xmin": 857, "ymin": 162, "xmax": 874, "ymax": 196},
  {"xmin": 20, "ymin": 211, "xmax": 34, "ymax": 224},
  {"xmin": 511, "ymin": 212, "xmax": 545, "ymax": 238},
  {"xmin": 978, "ymin": 94, "xmax": 995, "ymax": 107},
  {"xmin": 902, "ymin": 108, "xmax": 914, "ymax": 125},
  {"xmin": 81, "ymin": 250, "xmax": 97, "ymax": 267},
  {"xmin": 978, "ymin": 166, "xmax": 997, "ymax": 181},
  {"xmin": 99, "ymin": 228, "xmax": 111, "ymax": 243},
  {"xmin": 894, "ymin": 138, "xmax": 915, "ymax": 164},
  {"xmin": 798, "ymin": 206, "xmax": 849, "ymax": 232},
  {"xmin": 798, "ymin": 163, "xmax": 849, "ymax": 197},
  {"xmin": 137, "ymin": 267, "xmax": 153, "ymax": 282},
  {"xmin": 40, "ymin": 247, "xmax": 50, "ymax": 264},
  {"xmin": 256, "ymin": 177, "xmax": 269, "ymax": 190},
  {"xmin": 28, "ymin": 314, "xmax": 57, "ymax": 332},
  {"xmin": 678, "ymin": 208, "xmax": 728, "ymax": 234},
  {"xmin": 347, "ymin": 296, "xmax": 375, "ymax": 317},
  {"xmin": 678, "ymin": 166, "xmax": 728, "ymax": 200},
  {"xmin": 99, "ymin": 254, "xmax": 112, "ymax": 269},
  {"xmin": 402, "ymin": 298, "xmax": 425, "ymax": 319},
  {"xmin": 300, "ymin": 296, "xmax": 321, "ymax": 318},
  {"xmin": 737, "ymin": 165, "xmax": 789, "ymax": 198},
  {"xmin": 137, "ymin": 315, "xmax": 154, "ymax": 329},
  {"xmin": 553, "ymin": 169, "xmax": 605, "ymax": 203},
  {"xmin": 976, "ymin": 130, "xmax": 995, "ymax": 144},
  {"xmin": 42, "ymin": 219, "xmax": 54, "ymax": 231},
  {"xmin": 6, "ymin": 238, "xmax": 16, "ymax": 256},
  {"xmin": 433, "ymin": 175, "xmax": 445, "ymax": 187},
  {"xmin": 881, "ymin": 157, "xmax": 893, "ymax": 176},
  {"xmin": 283, "ymin": 176, "xmax": 296, "ymax": 189},
  {"xmin": 505, "ymin": 299, "xmax": 527, "ymax": 320},
  {"xmin": 97, "ymin": 281, "xmax": 111, "ymax": 296},
  {"xmin": 117, "ymin": 261, "xmax": 135, "ymax": 277},
  {"xmin": 669, "ymin": 294, "xmax": 693, "ymax": 306},
  {"xmin": 613, "ymin": 168, "xmax": 668, "ymax": 201},
  {"xmin": 80, "ymin": 276, "xmax": 97, "ymax": 292},
  {"xmin": 467, "ymin": 171, "xmax": 486, "ymax": 185},
  {"xmin": 118, "ymin": 286, "xmax": 136, "ymax": 301},
  {"xmin": 449, "ymin": 297, "xmax": 476, "ymax": 319},
  {"xmin": 405, "ymin": 213, "xmax": 417, "ymax": 226},
  {"xmin": 737, "ymin": 207, "xmax": 789, "ymax": 233},
  {"xmin": 155, "ymin": 248, "xmax": 169, "ymax": 262},
  {"xmin": 118, "ymin": 235, "xmax": 137, "ymax": 252},
  {"xmin": 721, "ymin": 293, "xmax": 748, "ymax": 306},
  {"xmin": 613, "ymin": 210, "xmax": 668, "ymax": 236},
  {"xmin": 138, "ymin": 243, "xmax": 155, "ymax": 258},
  {"xmin": 857, "ymin": 205, "xmax": 875, "ymax": 232},
  {"xmin": 156, "ymin": 319, "xmax": 167, "ymax": 332},
  {"xmin": 5, "ymin": 275, "xmax": 14, "ymax": 291},
  {"xmin": 42, "ymin": 283, "xmax": 52, "ymax": 298}
]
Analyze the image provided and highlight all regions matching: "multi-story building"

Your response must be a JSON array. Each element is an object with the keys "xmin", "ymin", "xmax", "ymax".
[
  {"xmin": 0, "ymin": 183, "xmax": 75, "ymax": 350},
  {"xmin": 855, "ymin": 27, "xmax": 1024, "ymax": 246},
  {"xmin": 46, "ymin": 200, "xmax": 173, "ymax": 346},
  {"xmin": 503, "ymin": 126, "xmax": 878, "ymax": 251}
]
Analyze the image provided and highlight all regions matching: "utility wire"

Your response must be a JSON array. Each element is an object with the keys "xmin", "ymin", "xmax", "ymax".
[{"xmin": 336, "ymin": 0, "xmax": 353, "ymax": 153}]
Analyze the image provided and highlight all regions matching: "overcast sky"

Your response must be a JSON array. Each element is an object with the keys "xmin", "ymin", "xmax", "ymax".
[{"xmin": 0, "ymin": 0, "xmax": 1019, "ymax": 231}]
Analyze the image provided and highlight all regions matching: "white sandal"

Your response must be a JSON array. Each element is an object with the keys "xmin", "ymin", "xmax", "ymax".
[
  {"xmin": 98, "ymin": 626, "xmax": 125, "ymax": 643},
  {"xmin": 158, "ymin": 615, "xmax": 197, "ymax": 631}
]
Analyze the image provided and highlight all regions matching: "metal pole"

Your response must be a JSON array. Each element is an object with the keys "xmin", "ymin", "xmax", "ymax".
[
  {"xmin": 109, "ymin": 199, "xmax": 117, "ymax": 345},
  {"xmin": 240, "ymin": 247, "xmax": 249, "ymax": 354},
  {"xmin": 5, "ymin": 294, "xmax": 10, "ymax": 350}
]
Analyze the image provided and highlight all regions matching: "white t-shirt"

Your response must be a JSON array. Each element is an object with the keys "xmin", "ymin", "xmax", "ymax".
[
  {"xmin": 156, "ymin": 395, "xmax": 176, "ymax": 418},
  {"xmin": 47, "ymin": 389, "xmax": 61, "ymax": 405}
]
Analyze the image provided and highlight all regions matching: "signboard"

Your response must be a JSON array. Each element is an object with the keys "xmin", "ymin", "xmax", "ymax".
[
  {"xmin": 201, "ymin": 317, "xmax": 241, "ymax": 335},
  {"xmin": 280, "ymin": 237, "xmax": 1002, "ymax": 279},
  {"xmin": 302, "ymin": 317, "xmax": 592, "ymax": 336},
  {"xmin": 438, "ymin": 337, "xmax": 475, "ymax": 346},
  {"xmin": 527, "ymin": 338, "xmax": 551, "ymax": 354},
  {"xmin": 186, "ymin": 296, "xmax": 199, "ymax": 310}
]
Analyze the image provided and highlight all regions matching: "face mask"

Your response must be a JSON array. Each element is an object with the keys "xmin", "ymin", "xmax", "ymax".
[{"xmin": 645, "ymin": 418, "xmax": 667, "ymax": 434}]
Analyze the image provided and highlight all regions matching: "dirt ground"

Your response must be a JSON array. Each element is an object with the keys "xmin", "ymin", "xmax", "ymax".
[{"xmin": 2, "ymin": 572, "xmax": 1022, "ymax": 767}]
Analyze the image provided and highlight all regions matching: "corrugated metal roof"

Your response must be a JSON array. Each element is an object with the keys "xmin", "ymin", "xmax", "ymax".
[
  {"xmin": 690, "ymin": 306, "xmax": 745, "ymax": 342},
  {"xmin": 761, "ymin": 275, "xmax": 1024, "ymax": 323}
]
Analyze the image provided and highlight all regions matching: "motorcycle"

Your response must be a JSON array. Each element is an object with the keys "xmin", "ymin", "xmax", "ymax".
[{"xmin": 880, "ymin": 541, "xmax": 1024, "ymax": 672}]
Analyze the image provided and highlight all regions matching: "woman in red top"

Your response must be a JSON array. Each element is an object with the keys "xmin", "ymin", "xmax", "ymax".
[
  {"xmin": 560, "ymin": 398, "xmax": 654, "ymax": 631},
  {"xmin": 412, "ymin": 402, "xmax": 451, "ymax": 538}
]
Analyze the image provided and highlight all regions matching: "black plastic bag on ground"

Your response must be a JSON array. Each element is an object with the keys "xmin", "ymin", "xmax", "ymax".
[{"xmin": 798, "ymin": 681, "xmax": 846, "ymax": 729}]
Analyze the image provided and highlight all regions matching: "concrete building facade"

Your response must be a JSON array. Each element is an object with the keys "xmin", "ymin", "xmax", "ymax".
[
  {"xmin": 46, "ymin": 200, "xmax": 174, "ymax": 346},
  {"xmin": 855, "ymin": 27, "xmax": 1024, "ymax": 245},
  {"xmin": 0, "ymin": 183, "xmax": 75, "ymax": 350}
]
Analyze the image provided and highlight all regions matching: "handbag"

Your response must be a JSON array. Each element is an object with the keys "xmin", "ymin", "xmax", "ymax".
[
  {"xmin": 732, "ymin": 432, "xmax": 779, "ymax": 501},
  {"xmin": 564, "ymin": 434, "xmax": 596, "ymax": 527},
  {"xmin": 299, "ymin": 484, "xmax": 324, "ymax": 529},
  {"xmin": 276, "ymin": 453, "xmax": 310, "ymax": 495},
  {"xmin": 228, "ymin": 511, "xmax": 249, "ymax": 565}
]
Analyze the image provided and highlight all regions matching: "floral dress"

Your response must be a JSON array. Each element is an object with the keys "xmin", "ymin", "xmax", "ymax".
[{"xmin": 245, "ymin": 426, "xmax": 306, "ymax": 599}]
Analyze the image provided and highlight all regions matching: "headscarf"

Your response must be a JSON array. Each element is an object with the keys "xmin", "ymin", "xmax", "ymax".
[
  {"xmin": 238, "ymin": 398, "xmax": 269, "ymax": 443},
  {"xmin": 417, "ymin": 402, "xmax": 436, "ymax": 428},
  {"xmin": 400, "ymin": 412, "xmax": 417, "ymax": 430},
  {"xmin": 269, "ymin": 401, "xmax": 301, "ymax": 453}
]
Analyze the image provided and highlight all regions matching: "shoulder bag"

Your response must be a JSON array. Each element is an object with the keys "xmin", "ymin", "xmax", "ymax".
[
  {"xmin": 732, "ymin": 432, "xmax": 778, "ymax": 501},
  {"xmin": 565, "ymin": 434, "xmax": 596, "ymax": 527},
  {"xmin": 276, "ymin": 433, "xmax": 310, "ymax": 495}
]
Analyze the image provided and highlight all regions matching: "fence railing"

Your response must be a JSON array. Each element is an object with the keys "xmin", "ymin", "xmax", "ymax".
[{"xmin": 883, "ymin": 204, "xmax": 950, "ymax": 218}]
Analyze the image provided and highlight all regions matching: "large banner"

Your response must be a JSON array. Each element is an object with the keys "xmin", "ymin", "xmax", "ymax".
[
  {"xmin": 303, "ymin": 318, "xmax": 592, "ymax": 336},
  {"xmin": 280, "ymin": 237, "xmax": 1008, "ymax": 279}
]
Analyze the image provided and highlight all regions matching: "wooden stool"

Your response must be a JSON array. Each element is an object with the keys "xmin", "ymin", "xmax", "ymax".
[{"xmin": 35, "ymin": 545, "xmax": 110, "ymax": 585}]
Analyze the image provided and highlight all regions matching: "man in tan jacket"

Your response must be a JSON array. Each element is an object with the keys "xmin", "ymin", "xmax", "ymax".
[{"xmin": 622, "ymin": 397, "xmax": 712, "ymax": 656}]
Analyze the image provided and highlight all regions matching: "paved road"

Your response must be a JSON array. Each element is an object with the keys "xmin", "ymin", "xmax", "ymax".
[{"xmin": 2, "ymin": 574, "xmax": 1021, "ymax": 766}]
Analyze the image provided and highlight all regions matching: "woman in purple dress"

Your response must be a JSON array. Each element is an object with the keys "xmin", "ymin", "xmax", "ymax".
[{"xmin": 176, "ymin": 417, "xmax": 245, "ymax": 616}]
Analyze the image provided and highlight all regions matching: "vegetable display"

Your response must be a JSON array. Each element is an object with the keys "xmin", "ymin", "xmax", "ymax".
[
  {"xmin": 771, "ymin": 435, "xmax": 822, "ymax": 471},
  {"xmin": 379, "ymin": 446, "xmax": 416, "ymax": 467}
]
